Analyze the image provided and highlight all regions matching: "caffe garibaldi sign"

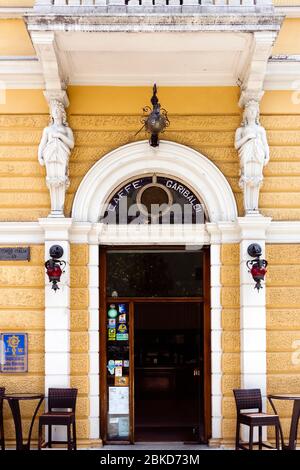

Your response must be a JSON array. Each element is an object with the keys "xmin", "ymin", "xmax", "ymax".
[{"xmin": 106, "ymin": 176, "xmax": 203, "ymax": 214}]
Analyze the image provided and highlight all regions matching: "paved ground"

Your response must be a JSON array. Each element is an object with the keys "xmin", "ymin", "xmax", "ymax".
[{"xmin": 89, "ymin": 443, "xmax": 226, "ymax": 450}]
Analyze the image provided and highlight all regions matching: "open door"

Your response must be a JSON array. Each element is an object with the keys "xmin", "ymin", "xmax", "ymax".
[
  {"xmin": 134, "ymin": 301, "xmax": 204, "ymax": 442},
  {"xmin": 99, "ymin": 247, "xmax": 211, "ymax": 444}
]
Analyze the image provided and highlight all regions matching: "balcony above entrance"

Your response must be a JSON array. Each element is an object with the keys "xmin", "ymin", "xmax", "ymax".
[
  {"xmin": 22, "ymin": 1, "xmax": 283, "ymax": 90},
  {"xmin": 31, "ymin": 1, "xmax": 279, "ymax": 34}
]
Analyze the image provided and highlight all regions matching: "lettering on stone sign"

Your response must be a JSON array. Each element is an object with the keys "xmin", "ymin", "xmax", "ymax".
[
  {"xmin": 107, "ymin": 177, "xmax": 202, "ymax": 213},
  {"xmin": 0, "ymin": 333, "xmax": 28, "ymax": 373},
  {"xmin": 0, "ymin": 247, "xmax": 30, "ymax": 261}
]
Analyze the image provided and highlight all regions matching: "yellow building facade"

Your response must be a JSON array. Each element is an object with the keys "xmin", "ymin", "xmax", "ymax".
[{"xmin": 0, "ymin": 0, "xmax": 300, "ymax": 448}]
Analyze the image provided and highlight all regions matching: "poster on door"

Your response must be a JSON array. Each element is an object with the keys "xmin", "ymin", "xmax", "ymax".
[{"xmin": 108, "ymin": 386, "xmax": 129, "ymax": 415}]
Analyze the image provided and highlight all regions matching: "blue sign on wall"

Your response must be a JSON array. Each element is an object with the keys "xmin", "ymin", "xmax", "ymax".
[{"xmin": 0, "ymin": 333, "xmax": 28, "ymax": 373}]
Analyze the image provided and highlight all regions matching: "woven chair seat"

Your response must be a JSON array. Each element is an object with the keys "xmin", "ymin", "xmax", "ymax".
[
  {"xmin": 233, "ymin": 388, "xmax": 281, "ymax": 451},
  {"xmin": 242, "ymin": 412, "xmax": 278, "ymax": 418},
  {"xmin": 38, "ymin": 388, "xmax": 78, "ymax": 450}
]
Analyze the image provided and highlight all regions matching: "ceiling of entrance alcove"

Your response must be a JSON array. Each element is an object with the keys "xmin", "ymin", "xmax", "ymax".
[{"xmin": 56, "ymin": 31, "xmax": 251, "ymax": 86}]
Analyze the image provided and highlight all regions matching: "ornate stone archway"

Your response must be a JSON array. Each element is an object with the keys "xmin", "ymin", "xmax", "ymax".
[{"xmin": 72, "ymin": 140, "xmax": 237, "ymax": 223}]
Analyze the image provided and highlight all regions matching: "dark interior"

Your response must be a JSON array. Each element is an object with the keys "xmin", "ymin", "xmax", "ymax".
[
  {"xmin": 107, "ymin": 250, "xmax": 203, "ymax": 298},
  {"xmin": 134, "ymin": 302, "xmax": 204, "ymax": 442}
]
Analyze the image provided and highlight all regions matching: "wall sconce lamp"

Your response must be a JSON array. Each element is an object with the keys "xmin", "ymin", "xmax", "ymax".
[
  {"xmin": 137, "ymin": 84, "xmax": 170, "ymax": 147},
  {"xmin": 246, "ymin": 243, "xmax": 268, "ymax": 291},
  {"xmin": 45, "ymin": 245, "xmax": 66, "ymax": 292}
]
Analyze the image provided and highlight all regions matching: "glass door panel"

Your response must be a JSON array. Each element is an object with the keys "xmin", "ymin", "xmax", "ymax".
[
  {"xmin": 107, "ymin": 251, "xmax": 203, "ymax": 298},
  {"xmin": 106, "ymin": 302, "xmax": 131, "ymax": 441}
]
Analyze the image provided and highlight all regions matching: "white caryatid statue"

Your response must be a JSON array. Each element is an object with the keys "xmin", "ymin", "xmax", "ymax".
[
  {"xmin": 38, "ymin": 99, "xmax": 74, "ymax": 217},
  {"xmin": 235, "ymin": 100, "xmax": 269, "ymax": 214}
]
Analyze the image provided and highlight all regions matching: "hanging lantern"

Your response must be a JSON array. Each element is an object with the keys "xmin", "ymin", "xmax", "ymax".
[
  {"xmin": 136, "ymin": 84, "xmax": 170, "ymax": 147},
  {"xmin": 45, "ymin": 245, "xmax": 66, "ymax": 292},
  {"xmin": 246, "ymin": 243, "xmax": 268, "ymax": 291}
]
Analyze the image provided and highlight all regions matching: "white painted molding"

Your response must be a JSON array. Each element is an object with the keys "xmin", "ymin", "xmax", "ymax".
[
  {"xmin": 0, "ymin": 220, "xmax": 300, "ymax": 244},
  {"xmin": 237, "ymin": 214, "xmax": 272, "ymax": 240},
  {"xmin": 38, "ymin": 217, "xmax": 73, "ymax": 240},
  {"xmin": 266, "ymin": 221, "xmax": 300, "ymax": 243},
  {"xmin": 0, "ymin": 222, "xmax": 44, "ymax": 244},
  {"xmin": 0, "ymin": 8, "xmax": 33, "ymax": 18},
  {"xmin": 265, "ymin": 56, "xmax": 300, "ymax": 90},
  {"xmin": 72, "ymin": 140, "xmax": 238, "ymax": 224},
  {"xmin": 0, "ymin": 58, "xmax": 43, "ymax": 89},
  {"xmin": 275, "ymin": 6, "xmax": 300, "ymax": 18}
]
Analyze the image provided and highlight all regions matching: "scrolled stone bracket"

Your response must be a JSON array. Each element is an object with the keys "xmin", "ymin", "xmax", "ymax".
[{"xmin": 238, "ymin": 31, "xmax": 278, "ymax": 108}]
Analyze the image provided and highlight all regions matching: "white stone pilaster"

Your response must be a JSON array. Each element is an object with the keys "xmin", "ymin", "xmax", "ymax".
[
  {"xmin": 207, "ymin": 224, "xmax": 222, "ymax": 440},
  {"xmin": 238, "ymin": 215, "xmax": 271, "ymax": 441},
  {"xmin": 39, "ymin": 217, "xmax": 72, "ymax": 441},
  {"xmin": 88, "ymin": 242, "xmax": 100, "ymax": 439}
]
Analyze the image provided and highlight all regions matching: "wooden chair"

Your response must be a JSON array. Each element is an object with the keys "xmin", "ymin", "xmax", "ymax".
[
  {"xmin": 0, "ymin": 387, "xmax": 5, "ymax": 451},
  {"xmin": 38, "ymin": 388, "xmax": 78, "ymax": 450},
  {"xmin": 233, "ymin": 388, "xmax": 281, "ymax": 450}
]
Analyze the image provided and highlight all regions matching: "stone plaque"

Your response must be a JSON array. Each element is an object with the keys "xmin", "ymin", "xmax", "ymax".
[{"xmin": 0, "ymin": 247, "xmax": 30, "ymax": 261}]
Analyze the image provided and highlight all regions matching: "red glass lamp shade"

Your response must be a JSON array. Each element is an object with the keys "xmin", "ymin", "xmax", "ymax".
[
  {"xmin": 45, "ymin": 259, "xmax": 65, "ymax": 291},
  {"xmin": 247, "ymin": 259, "xmax": 268, "ymax": 291},
  {"xmin": 250, "ymin": 264, "xmax": 267, "ymax": 281},
  {"xmin": 46, "ymin": 263, "xmax": 62, "ymax": 281}
]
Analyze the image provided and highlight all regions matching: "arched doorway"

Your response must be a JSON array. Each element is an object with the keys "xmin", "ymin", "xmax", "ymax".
[
  {"xmin": 72, "ymin": 140, "xmax": 237, "ymax": 444},
  {"xmin": 72, "ymin": 140, "xmax": 237, "ymax": 224}
]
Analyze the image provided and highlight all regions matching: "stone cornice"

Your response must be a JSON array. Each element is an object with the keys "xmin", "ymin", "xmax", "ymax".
[
  {"xmin": 25, "ymin": 12, "xmax": 284, "ymax": 33},
  {"xmin": 275, "ymin": 6, "xmax": 300, "ymax": 18},
  {"xmin": 0, "ymin": 8, "xmax": 33, "ymax": 19}
]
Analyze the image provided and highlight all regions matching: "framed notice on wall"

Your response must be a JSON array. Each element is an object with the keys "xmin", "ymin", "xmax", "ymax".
[{"xmin": 0, "ymin": 333, "xmax": 28, "ymax": 373}]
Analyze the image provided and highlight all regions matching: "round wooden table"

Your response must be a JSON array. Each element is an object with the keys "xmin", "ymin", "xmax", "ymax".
[
  {"xmin": 4, "ymin": 393, "xmax": 44, "ymax": 450},
  {"xmin": 268, "ymin": 394, "xmax": 300, "ymax": 450}
]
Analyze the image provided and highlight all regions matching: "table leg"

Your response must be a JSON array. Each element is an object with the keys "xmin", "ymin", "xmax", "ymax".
[
  {"xmin": 26, "ymin": 397, "xmax": 44, "ymax": 450},
  {"xmin": 268, "ymin": 397, "xmax": 286, "ymax": 449},
  {"xmin": 8, "ymin": 399, "xmax": 24, "ymax": 451},
  {"xmin": 288, "ymin": 400, "xmax": 300, "ymax": 450}
]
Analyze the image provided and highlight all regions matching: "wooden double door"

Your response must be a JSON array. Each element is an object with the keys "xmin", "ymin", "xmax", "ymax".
[{"xmin": 100, "ymin": 247, "xmax": 211, "ymax": 444}]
